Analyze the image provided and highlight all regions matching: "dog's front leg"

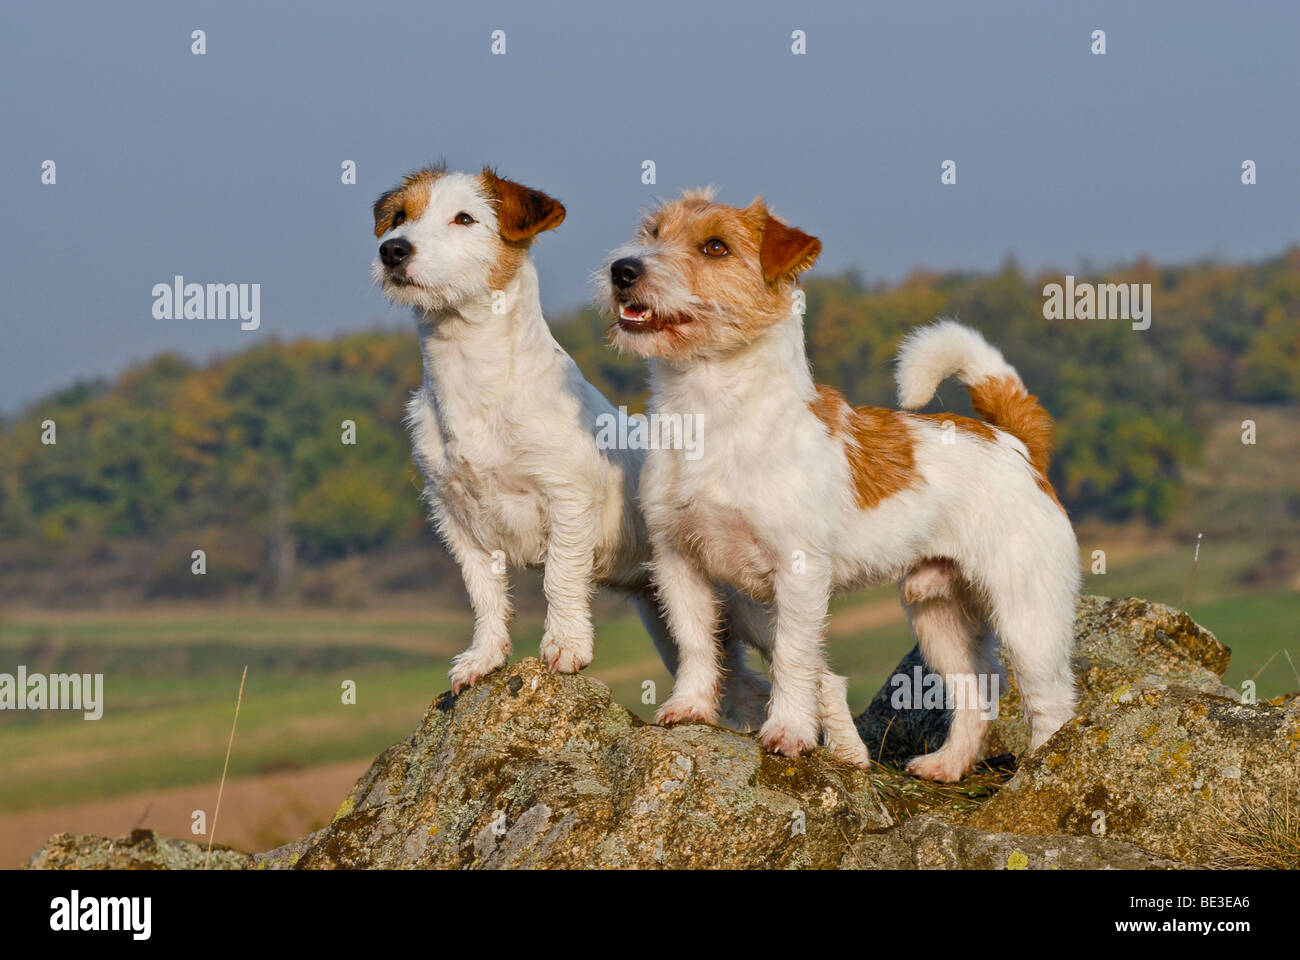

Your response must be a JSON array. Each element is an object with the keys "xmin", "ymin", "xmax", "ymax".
[
  {"xmin": 539, "ymin": 497, "xmax": 598, "ymax": 673},
  {"xmin": 445, "ymin": 523, "xmax": 513, "ymax": 694},
  {"xmin": 759, "ymin": 564, "xmax": 830, "ymax": 758},
  {"xmin": 652, "ymin": 544, "xmax": 722, "ymax": 726}
]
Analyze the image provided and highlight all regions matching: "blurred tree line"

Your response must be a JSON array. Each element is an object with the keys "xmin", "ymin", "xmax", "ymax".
[{"xmin": 1, "ymin": 248, "xmax": 1296, "ymax": 578}]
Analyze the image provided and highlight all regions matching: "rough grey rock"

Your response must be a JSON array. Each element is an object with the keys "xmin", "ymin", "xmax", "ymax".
[
  {"xmin": 23, "ymin": 829, "xmax": 251, "ymax": 870},
  {"xmin": 843, "ymin": 814, "xmax": 1190, "ymax": 870},
  {"xmin": 264, "ymin": 658, "xmax": 896, "ymax": 869},
  {"xmin": 968, "ymin": 685, "xmax": 1300, "ymax": 866}
]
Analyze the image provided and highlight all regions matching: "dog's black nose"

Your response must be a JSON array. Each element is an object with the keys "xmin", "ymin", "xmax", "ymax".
[
  {"xmin": 610, "ymin": 257, "xmax": 643, "ymax": 289},
  {"xmin": 380, "ymin": 237, "xmax": 413, "ymax": 268}
]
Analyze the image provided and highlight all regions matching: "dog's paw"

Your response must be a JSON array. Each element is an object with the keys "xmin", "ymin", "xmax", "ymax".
[
  {"xmin": 825, "ymin": 734, "xmax": 873, "ymax": 771},
  {"xmin": 539, "ymin": 631, "xmax": 593, "ymax": 674},
  {"xmin": 905, "ymin": 750, "xmax": 971, "ymax": 783},
  {"xmin": 449, "ymin": 640, "xmax": 511, "ymax": 694},
  {"xmin": 655, "ymin": 695, "xmax": 718, "ymax": 727},
  {"xmin": 758, "ymin": 718, "xmax": 818, "ymax": 758}
]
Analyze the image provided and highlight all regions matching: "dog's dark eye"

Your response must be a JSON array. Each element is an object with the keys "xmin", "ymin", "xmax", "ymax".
[
  {"xmin": 648, "ymin": 223, "xmax": 659, "ymax": 239},
  {"xmin": 702, "ymin": 238, "xmax": 728, "ymax": 257},
  {"xmin": 392, "ymin": 210, "xmax": 406, "ymax": 228},
  {"xmin": 454, "ymin": 212, "xmax": 476, "ymax": 226}
]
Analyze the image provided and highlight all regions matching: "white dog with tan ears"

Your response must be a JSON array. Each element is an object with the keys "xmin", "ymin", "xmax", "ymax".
[
  {"xmin": 371, "ymin": 166, "xmax": 770, "ymax": 725},
  {"xmin": 602, "ymin": 189, "xmax": 1080, "ymax": 781}
]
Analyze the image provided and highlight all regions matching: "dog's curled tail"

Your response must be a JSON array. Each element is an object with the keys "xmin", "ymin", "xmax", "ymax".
[{"xmin": 895, "ymin": 319, "xmax": 1054, "ymax": 475}]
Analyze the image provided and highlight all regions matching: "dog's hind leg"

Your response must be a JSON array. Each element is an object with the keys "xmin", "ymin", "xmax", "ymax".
[
  {"xmin": 903, "ymin": 573, "xmax": 1000, "ymax": 783},
  {"xmin": 988, "ymin": 575, "xmax": 1077, "ymax": 755}
]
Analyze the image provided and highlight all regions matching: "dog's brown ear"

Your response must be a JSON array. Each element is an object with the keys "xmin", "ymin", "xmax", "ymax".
[
  {"xmin": 372, "ymin": 187, "xmax": 399, "ymax": 238},
  {"xmin": 481, "ymin": 168, "xmax": 566, "ymax": 242},
  {"xmin": 760, "ymin": 215, "xmax": 821, "ymax": 283}
]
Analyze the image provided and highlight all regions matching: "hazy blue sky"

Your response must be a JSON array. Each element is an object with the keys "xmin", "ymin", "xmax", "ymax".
[{"xmin": 2, "ymin": 0, "xmax": 1297, "ymax": 412}]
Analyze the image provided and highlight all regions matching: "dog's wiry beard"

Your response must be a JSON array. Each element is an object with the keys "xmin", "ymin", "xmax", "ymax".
[
  {"xmin": 600, "ymin": 275, "xmax": 753, "ymax": 364},
  {"xmin": 372, "ymin": 257, "xmax": 489, "ymax": 316},
  {"xmin": 595, "ymin": 246, "xmax": 713, "ymax": 360}
]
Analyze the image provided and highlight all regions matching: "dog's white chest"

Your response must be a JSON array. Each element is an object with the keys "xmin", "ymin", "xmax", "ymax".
[
  {"xmin": 407, "ymin": 386, "xmax": 549, "ymax": 565},
  {"xmin": 443, "ymin": 458, "xmax": 547, "ymax": 558},
  {"xmin": 653, "ymin": 450, "xmax": 780, "ymax": 601}
]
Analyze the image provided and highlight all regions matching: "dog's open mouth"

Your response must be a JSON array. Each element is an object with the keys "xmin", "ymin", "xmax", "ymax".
[{"xmin": 617, "ymin": 304, "xmax": 672, "ymax": 333}]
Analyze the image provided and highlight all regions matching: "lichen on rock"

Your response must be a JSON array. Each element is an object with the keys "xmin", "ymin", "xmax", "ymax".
[
  {"xmin": 23, "ymin": 829, "xmax": 251, "ymax": 870},
  {"xmin": 968, "ymin": 685, "xmax": 1300, "ymax": 865},
  {"xmin": 269, "ymin": 658, "xmax": 896, "ymax": 869}
]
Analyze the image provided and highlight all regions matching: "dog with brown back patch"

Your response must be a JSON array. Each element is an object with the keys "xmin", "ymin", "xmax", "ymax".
[
  {"xmin": 373, "ymin": 167, "xmax": 771, "ymax": 726},
  {"xmin": 600, "ymin": 189, "xmax": 1080, "ymax": 781}
]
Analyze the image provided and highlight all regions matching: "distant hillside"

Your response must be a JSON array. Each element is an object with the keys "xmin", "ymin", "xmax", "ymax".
[{"xmin": 1, "ymin": 249, "xmax": 1297, "ymax": 603}]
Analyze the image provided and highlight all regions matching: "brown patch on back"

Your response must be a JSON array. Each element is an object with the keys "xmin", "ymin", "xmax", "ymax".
[
  {"xmin": 809, "ymin": 383, "xmax": 850, "ymax": 433},
  {"xmin": 813, "ymin": 378, "xmax": 1066, "ymax": 516},
  {"xmin": 907, "ymin": 412, "xmax": 998, "ymax": 443},
  {"xmin": 810, "ymin": 385, "xmax": 919, "ymax": 510},
  {"xmin": 967, "ymin": 375, "xmax": 1065, "ymax": 513},
  {"xmin": 372, "ymin": 166, "xmax": 444, "ymax": 237}
]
